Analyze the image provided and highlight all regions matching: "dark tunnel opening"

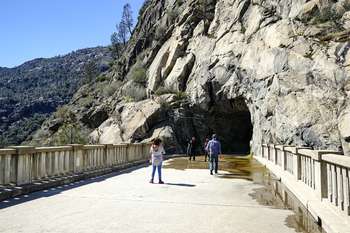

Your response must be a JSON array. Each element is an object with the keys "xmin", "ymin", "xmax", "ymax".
[{"xmin": 173, "ymin": 97, "xmax": 253, "ymax": 155}]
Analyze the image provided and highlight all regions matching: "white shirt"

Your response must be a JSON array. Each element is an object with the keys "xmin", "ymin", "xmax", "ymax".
[{"xmin": 150, "ymin": 145, "xmax": 165, "ymax": 165}]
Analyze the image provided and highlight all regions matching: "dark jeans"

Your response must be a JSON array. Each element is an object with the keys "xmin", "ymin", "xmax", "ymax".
[
  {"xmin": 204, "ymin": 151, "xmax": 208, "ymax": 162},
  {"xmin": 189, "ymin": 151, "xmax": 196, "ymax": 161},
  {"xmin": 151, "ymin": 164, "xmax": 162, "ymax": 181},
  {"xmin": 210, "ymin": 154, "xmax": 219, "ymax": 173}
]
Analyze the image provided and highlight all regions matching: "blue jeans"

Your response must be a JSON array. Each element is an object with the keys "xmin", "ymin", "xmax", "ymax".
[
  {"xmin": 210, "ymin": 154, "xmax": 218, "ymax": 173},
  {"xmin": 151, "ymin": 164, "xmax": 162, "ymax": 181}
]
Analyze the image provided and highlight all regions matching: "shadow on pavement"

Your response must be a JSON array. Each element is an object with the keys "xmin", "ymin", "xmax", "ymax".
[
  {"xmin": 165, "ymin": 183, "xmax": 196, "ymax": 187},
  {"xmin": 0, "ymin": 163, "xmax": 149, "ymax": 210}
]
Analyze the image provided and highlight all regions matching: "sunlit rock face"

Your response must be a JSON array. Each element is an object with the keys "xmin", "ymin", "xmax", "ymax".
[
  {"xmin": 34, "ymin": 0, "xmax": 350, "ymax": 155},
  {"xmin": 94, "ymin": 0, "xmax": 350, "ymax": 154}
]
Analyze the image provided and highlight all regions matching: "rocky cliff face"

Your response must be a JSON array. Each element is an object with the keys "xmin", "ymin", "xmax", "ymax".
[
  {"xmin": 0, "ymin": 47, "xmax": 112, "ymax": 147},
  {"xmin": 32, "ymin": 0, "xmax": 350, "ymax": 155}
]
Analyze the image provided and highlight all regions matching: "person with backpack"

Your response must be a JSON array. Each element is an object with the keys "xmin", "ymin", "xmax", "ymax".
[
  {"xmin": 206, "ymin": 134, "xmax": 221, "ymax": 175},
  {"xmin": 149, "ymin": 138, "xmax": 166, "ymax": 184}
]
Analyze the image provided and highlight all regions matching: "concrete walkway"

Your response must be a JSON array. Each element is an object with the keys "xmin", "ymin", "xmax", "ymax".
[{"xmin": 0, "ymin": 157, "xmax": 307, "ymax": 233}]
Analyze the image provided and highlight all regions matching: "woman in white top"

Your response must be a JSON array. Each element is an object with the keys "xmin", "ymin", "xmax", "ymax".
[{"xmin": 150, "ymin": 138, "xmax": 165, "ymax": 184}]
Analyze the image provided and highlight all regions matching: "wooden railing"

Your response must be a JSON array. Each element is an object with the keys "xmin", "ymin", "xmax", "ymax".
[
  {"xmin": 0, "ymin": 143, "xmax": 150, "ymax": 187},
  {"xmin": 260, "ymin": 144, "xmax": 349, "ymax": 217}
]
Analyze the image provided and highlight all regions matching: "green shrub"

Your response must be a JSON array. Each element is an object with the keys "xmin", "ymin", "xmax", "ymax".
[
  {"xmin": 131, "ymin": 67, "xmax": 147, "ymax": 85},
  {"xmin": 241, "ymin": 25, "xmax": 246, "ymax": 34},
  {"xmin": 79, "ymin": 96, "xmax": 94, "ymax": 107},
  {"xmin": 96, "ymin": 75, "xmax": 109, "ymax": 82},
  {"xmin": 122, "ymin": 83, "xmax": 147, "ymax": 101},
  {"xmin": 123, "ymin": 95, "xmax": 135, "ymax": 103},
  {"xmin": 344, "ymin": 2, "xmax": 350, "ymax": 11},
  {"xmin": 155, "ymin": 87, "xmax": 176, "ymax": 96},
  {"xmin": 174, "ymin": 91, "xmax": 188, "ymax": 102},
  {"xmin": 55, "ymin": 106, "xmax": 71, "ymax": 120},
  {"xmin": 158, "ymin": 97, "xmax": 171, "ymax": 111},
  {"xmin": 176, "ymin": 0, "xmax": 185, "ymax": 8},
  {"xmin": 103, "ymin": 81, "xmax": 121, "ymax": 97},
  {"xmin": 167, "ymin": 9, "xmax": 179, "ymax": 24},
  {"xmin": 155, "ymin": 26, "xmax": 167, "ymax": 41},
  {"xmin": 108, "ymin": 60, "xmax": 115, "ymax": 67},
  {"xmin": 311, "ymin": 6, "xmax": 342, "ymax": 25},
  {"xmin": 55, "ymin": 123, "xmax": 87, "ymax": 145}
]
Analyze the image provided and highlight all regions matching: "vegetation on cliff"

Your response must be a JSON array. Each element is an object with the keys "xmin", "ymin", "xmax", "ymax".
[{"xmin": 0, "ymin": 47, "xmax": 112, "ymax": 147}]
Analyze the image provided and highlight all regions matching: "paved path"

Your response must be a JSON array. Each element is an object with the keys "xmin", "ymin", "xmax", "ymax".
[{"xmin": 0, "ymin": 157, "xmax": 305, "ymax": 233}]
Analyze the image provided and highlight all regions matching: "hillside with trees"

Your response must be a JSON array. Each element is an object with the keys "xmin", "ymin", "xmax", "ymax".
[{"xmin": 0, "ymin": 46, "xmax": 112, "ymax": 147}]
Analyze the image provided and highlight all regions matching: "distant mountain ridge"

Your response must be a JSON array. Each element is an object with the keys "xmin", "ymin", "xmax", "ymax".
[{"xmin": 0, "ymin": 46, "xmax": 112, "ymax": 147}]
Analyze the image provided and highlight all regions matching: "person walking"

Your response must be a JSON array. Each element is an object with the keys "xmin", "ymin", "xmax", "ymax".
[
  {"xmin": 187, "ymin": 137, "xmax": 197, "ymax": 161},
  {"xmin": 206, "ymin": 134, "xmax": 221, "ymax": 175},
  {"xmin": 149, "ymin": 138, "xmax": 165, "ymax": 184},
  {"xmin": 204, "ymin": 138, "xmax": 210, "ymax": 162}
]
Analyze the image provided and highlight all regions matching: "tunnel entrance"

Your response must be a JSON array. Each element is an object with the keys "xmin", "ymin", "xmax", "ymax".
[
  {"xmin": 205, "ymin": 97, "xmax": 253, "ymax": 154},
  {"xmin": 173, "ymin": 97, "xmax": 253, "ymax": 155},
  {"xmin": 202, "ymin": 97, "xmax": 253, "ymax": 154}
]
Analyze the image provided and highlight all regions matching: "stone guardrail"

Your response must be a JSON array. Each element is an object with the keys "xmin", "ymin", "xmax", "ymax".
[
  {"xmin": 260, "ymin": 144, "xmax": 349, "ymax": 218},
  {"xmin": 0, "ymin": 143, "xmax": 151, "ymax": 187}
]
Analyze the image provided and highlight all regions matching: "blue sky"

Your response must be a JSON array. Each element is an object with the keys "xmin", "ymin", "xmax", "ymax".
[{"xmin": 0, "ymin": 0, "xmax": 145, "ymax": 68}]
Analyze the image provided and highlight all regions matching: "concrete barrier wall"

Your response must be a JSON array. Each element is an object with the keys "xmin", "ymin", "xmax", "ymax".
[
  {"xmin": 0, "ymin": 143, "xmax": 151, "ymax": 186},
  {"xmin": 259, "ymin": 144, "xmax": 349, "ymax": 218}
]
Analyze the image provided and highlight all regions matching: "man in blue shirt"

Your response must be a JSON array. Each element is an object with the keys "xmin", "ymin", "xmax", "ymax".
[{"xmin": 206, "ymin": 134, "xmax": 222, "ymax": 175}]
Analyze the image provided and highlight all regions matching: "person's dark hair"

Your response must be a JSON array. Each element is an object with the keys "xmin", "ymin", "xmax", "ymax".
[{"xmin": 153, "ymin": 138, "xmax": 162, "ymax": 146}]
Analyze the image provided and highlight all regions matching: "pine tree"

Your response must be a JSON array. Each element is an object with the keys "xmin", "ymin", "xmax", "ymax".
[
  {"xmin": 110, "ymin": 3, "xmax": 134, "ymax": 58},
  {"xmin": 121, "ymin": 3, "xmax": 134, "ymax": 35},
  {"xmin": 83, "ymin": 61, "xmax": 98, "ymax": 84}
]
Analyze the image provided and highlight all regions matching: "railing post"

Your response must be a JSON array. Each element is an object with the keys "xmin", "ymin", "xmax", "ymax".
[
  {"xmin": 307, "ymin": 151, "xmax": 326, "ymax": 199},
  {"xmin": 0, "ymin": 149, "xmax": 16, "ymax": 185},
  {"xmin": 108, "ymin": 144, "xmax": 115, "ymax": 167},
  {"xmin": 125, "ymin": 144, "xmax": 130, "ymax": 162},
  {"xmin": 262, "ymin": 144, "xmax": 268, "ymax": 159},
  {"xmin": 123, "ymin": 144, "xmax": 128, "ymax": 163},
  {"xmin": 268, "ymin": 144, "xmax": 274, "ymax": 162},
  {"xmin": 276, "ymin": 145, "xmax": 286, "ymax": 170},
  {"xmin": 65, "ymin": 147, "xmax": 72, "ymax": 174},
  {"xmin": 288, "ymin": 147, "xmax": 299, "ymax": 180},
  {"xmin": 282, "ymin": 146, "xmax": 287, "ymax": 171},
  {"xmin": 114, "ymin": 144, "xmax": 119, "ymax": 165},
  {"xmin": 104, "ymin": 145, "xmax": 108, "ymax": 168},
  {"xmin": 143, "ymin": 143, "xmax": 149, "ymax": 160},
  {"xmin": 315, "ymin": 151, "xmax": 343, "ymax": 200},
  {"xmin": 39, "ymin": 151, "xmax": 47, "ymax": 178},
  {"xmin": 266, "ymin": 144, "xmax": 270, "ymax": 160},
  {"xmin": 69, "ymin": 144, "xmax": 84, "ymax": 173},
  {"xmin": 295, "ymin": 147, "xmax": 307, "ymax": 181},
  {"xmin": 10, "ymin": 146, "xmax": 35, "ymax": 185},
  {"xmin": 261, "ymin": 144, "xmax": 265, "ymax": 158},
  {"xmin": 274, "ymin": 145, "xmax": 278, "ymax": 165}
]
